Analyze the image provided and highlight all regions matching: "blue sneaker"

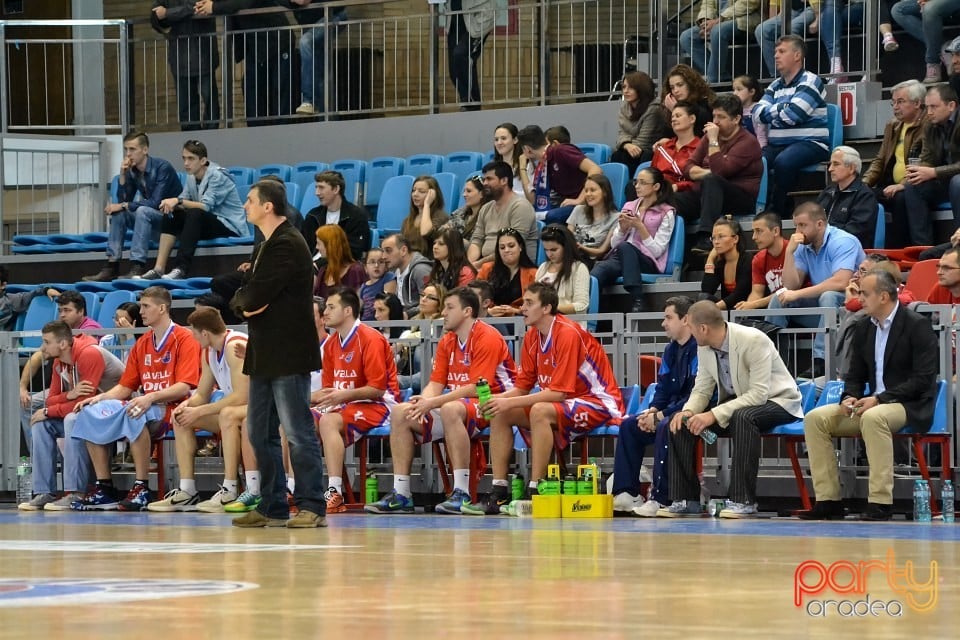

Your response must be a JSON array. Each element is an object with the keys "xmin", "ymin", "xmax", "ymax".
[
  {"xmin": 118, "ymin": 483, "xmax": 151, "ymax": 512},
  {"xmin": 70, "ymin": 485, "xmax": 119, "ymax": 511},
  {"xmin": 363, "ymin": 489, "xmax": 414, "ymax": 514},
  {"xmin": 435, "ymin": 488, "xmax": 470, "ymax": 514}
]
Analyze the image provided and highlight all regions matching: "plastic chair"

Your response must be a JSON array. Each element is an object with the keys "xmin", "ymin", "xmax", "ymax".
[
  {"xmin": 902, "ymin": 259, "xmax": 939, "ymax": 302},
  {"xmin": 226, "ymin": 166, "xmax": 256, "ymax": 185},
  {"xmin": 443, "ymin": 151, "xmax": 485, "ymax": 185},
  {"xmin": 294, "ymin": 161, "xmax": 328, "ymax": 175},
  {"xmin": 756, "ymin": 156, "xmax": 769, "ymax": 213},
  {"xmin": 800, "ymin": 104, "xmax": 841, "ymax": 173},
  {"xmin": 600, "ymin": 162, "xmax": 629, "ymax": 208},
  {"xmin": 79, "ymin": 292, "xmax": 100, "ymax": 322},
  {"xmin": 293, "ymin": 172, "xmax": 318, "ymax": 207},
  {"xmin": 433, "ymin": 172, "xmax": 459, "ymax": 211},
  {"xmin": 331, "ymin": 159, "xmax": 367, "ymax": 184},
  {"xmin": 873, "ymin": 203, "xmax": 885, "ymax": 250},
  {"xmin": 177, "ymin": 171, "xmax": 188, "ymax": 188},
  {"xmin": 257, "ymin": 164, "xmax": 294, "ymax": 182},
  {"xmin": 579, "ymin": 142, "xmax": 611, "ymax": 164},
  {"xmin": 20, "ymin": 295, "xmax": 58, "ymax": 349},
  {"xmin": 301, "ymin": 191, "xmax": 320, "ymax": 213},
  {"xmin": 364, "ymin": 157, "xmax": 405, "ymax": 208},
  {"xmin": 405, "ymin": 154, "xmax": 444, "ymax": 176},
  {"xmin": 640, "ymin": 216, "xmax": 685, "ymax": 283},
  {"xmin": 633, "ymin": 161, "xmax": 651, "ymax": 179},
  {"xmin": 374, "ymin": 175, "xmax": 415, "ymax": 235},
  {"xmin": 284, "ymin": 182, "xmax": 301, "ymax": 209},
  {"xmin": 97, "ymin": 290, "xmax": 137, "ymax": 329}
]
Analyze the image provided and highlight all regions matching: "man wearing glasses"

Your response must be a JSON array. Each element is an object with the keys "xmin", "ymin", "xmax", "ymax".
[
  {"xmin": 862, "ymin": 80, "xmax": 926, "ymax": 249},
  {"xmin": 927, "ymin": 246, "xmax": 960, "ymax": 303}
]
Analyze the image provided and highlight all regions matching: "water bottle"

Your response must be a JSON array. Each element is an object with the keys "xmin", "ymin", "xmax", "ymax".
[
  {"xmin": 16, "ymin": 457, "xmax": 32, "ymax": 505},
  {"xmin": 919, "ymin": 480, "xmax": 932, "ymax": 523},
  {"xmin": 365, "ymin": 475, "xmax": 378, "ymax": 504},
  {"xmin": 562, "ymin": 475, "xmax": 577, "ymax": 495},
  {"xmin": 682, "ymin": 415, "xmax": 717, "ymax": 444},
  {"xmin": 913, "ymin": 479, "xmax": 923, "ymax": 521},
  {"xmin": 942, "ymin": 480, "xmax": 955, "ymax": 523},
  {"xmin": 510, "ymin": 474, "xmax": 524, "ymax": 501},
  {"xmin": 476, "ymin": 377, "xmax": 493, "ymax": 419}
]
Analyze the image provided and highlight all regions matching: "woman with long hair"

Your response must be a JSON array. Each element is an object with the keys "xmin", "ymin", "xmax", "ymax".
[
  {"xmin": 396, "ymin": 283, "xmax": 447, "ymax": 393},
  {"xmin": 493, "ymin": 122, "xmax": 530, "ymax": 198},
  {"xmin": 700, "ymin": 217, "xmax": 752, "ymax": 310},
  {"xmin": 431, "ymin": 226, "xmax": 477, "ymax": 290},
  {"xmin": 447, "ymin": 175, "xmax": 489, "ymax": 243},
  {"xmin": 591, "ymin": 167, "xmax": 676, "ymax": 313},
  {"xmin": 659, "ymin": 64, "xmax": 714, "ymax": 136},
  {"xmin": 566, "ymin": 174, "xmax": 620, "ymax": 265},
  {"xmin": 477, "ymin": 228, "xmax": 538, "ymax": 317},
  {"xmin": 537, "ymin": 224, "xmax": 590, "ymax": 314},
  {"xmin": 373, "ymin": 292, "xmax": 405, "ymax": 339},
  {"xmin": 651, "ymin": 101, "xmax": 701, "ymax": 224},
  {"xmin": 612, "ymin": 71, "xmax": 671, "ymax": 178},
  {"xmin": 314, "ymin": 224, "xmax": 366, "ymax": 298},
  {"xmin": 400, "ymin": 175, "xmax": 449, "ymax": 254},
  {"xmin": 99, "ymin": 301, "xmax": 142, "ymax": 362}
]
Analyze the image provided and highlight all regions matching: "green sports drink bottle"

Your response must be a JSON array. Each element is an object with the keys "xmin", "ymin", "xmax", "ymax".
[
  {"xmin": 476, "ymin": 377, "xmax": 493, "ymax": 418},
  {"xmin": 365, "ymin": 475, "xmax": 379, "ymax": 504}
]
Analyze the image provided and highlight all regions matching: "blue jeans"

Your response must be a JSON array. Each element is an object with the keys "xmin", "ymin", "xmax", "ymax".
[
  {"xmin": 680, "ymin": 20, "xmax": 743, "ymax": 83},
  {"xmin": 299, "ymin": 9, "xmax": 346, "ymax": 110},
  {"xmin": 247, "ymin": 374, "xmax": 326, "ymax": 519},
  {"xmin": 544, "ymin": 204, "xmax": 576, "ymax": 225},
  {"xmin": 590, "ymin": 242, "xmax": 660, "ymax": 299},
  {"xmin": 902, "ymin": 175, "xmax": 960, "ymax": 245},
  {"xmin": 107, "ymin": 206, "xmax": 163, "ymax": 265},
  {"xmin": 892, "ymin": 0, "xmax": 960, "ymax": 63},
  {"xmin": 31, "ymin": 414, "xmax": 91, "ymax": 494},
  {"xmin": 755, "ymin": 9, "xmax": 815, "ymax": 77},
  {"xmin": 766, "ymin": 290, "xmax": 845, "ymax": 360},
  {"xmin": 764, "ymin": 142, "xmax": 830, "ymax": 216},
  {"xmin": 819, "ymin": 1, "xmax": 864, "ymax": 61},
  {"xmin": 612, "ymin": 414, "xmax": 670, "ymax": 504}
]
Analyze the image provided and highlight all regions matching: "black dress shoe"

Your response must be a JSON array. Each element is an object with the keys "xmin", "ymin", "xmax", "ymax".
[
  {"xmin": 799, "ymin": 358, "xmax": 825, "ymax": 379},
  {"xmin": 798, "ymin": 500, "xmax": 845, "ymax": 520},
  {"xmin": 690, "ymin": 236, "xmax": 713, "ymax": 255},
  {"xmin": 861, "ymin": 503, "xmax": 893, "ymax": 521}
]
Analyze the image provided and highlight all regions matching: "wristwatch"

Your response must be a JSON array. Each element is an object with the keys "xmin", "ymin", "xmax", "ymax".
[{"xmin": 177, "ymin": 197, "xmax": 184, "ymax": 205}]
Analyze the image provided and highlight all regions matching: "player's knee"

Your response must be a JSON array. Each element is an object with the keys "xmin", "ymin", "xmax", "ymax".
[
  {"xmin": 438, "ymin": 401, "xmax": 465, "ymax": 423},
  {"xmin": 529, "ymin": 402, "xmax": 556, "ymax": 425}
]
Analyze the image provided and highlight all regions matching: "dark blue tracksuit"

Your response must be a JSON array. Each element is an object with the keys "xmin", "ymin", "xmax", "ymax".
[{"xmin": 613, "ymin": 337, "xmax": 698, "ymax": 504}]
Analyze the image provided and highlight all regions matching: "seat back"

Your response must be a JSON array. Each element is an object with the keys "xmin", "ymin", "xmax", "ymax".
[
  {"xmin": 226, "ymin": 166, "xmax": 256, "ymax": 185},
  {"xmin": 619, "ymin": 384, "xmax": 642, "ymax": 415},
  {"xmin": 904, "ymin": 380, "xmax": 948, "ymax": 434},
  {"xmin": 663, "ymin": 215, "xmax": 685, "ymax": 278},
  {"xmin": 600, "ymin": 162, "xmax": 629, "ymax": 209},
  {"xmin": 817, "ymin": 379, "xmax": 846, "ymax": 407},
  {"xmin": 80, "ymin": 292, "xmax": 100, "ymax": 323},
  {"xmin": 637, "ymin": 382, "xmax": 658, "ymax": 413},
  {"xmin": 294, "ymin": 161, "xmax": 328, "ymax": 175},
  {"xmin": 443, "ymin": 151, "xmax": 484, "ymax": 186},
  {"xmin": 365, "ymin": 157, "xmax": 405, "ymax": 207},
  {"xmin": 283, "ymin": 182, "xmax": 301, "ymax": 209},
  {"xmin": 756, "ymin": 156, "xmax": 769, "ymax": 213},
  {"xmin": 375, "ymin": 175, "xmax": 416, "ymax": 234},
  {"xmin": 903, "ymin": 260, "xmax": 940, "ymax": 301},
  {"xmin": 257, "ymin": 164, "xmax": 293, "ymax": 182},
  {"xmin": 331, "ymin": 159, "xmax": 367, "ymax": 184},
  {"xmin": 97, "ymin": 290, "xmax": 138, "ymax": 328},
  {"xmin": 21, "ymin": 295, "xmax": 58, "ymax": 348},
  {"xmin": 578, "ymin": 142, "xmax": 611, "ymax": 164},
  {"xmin": 405, "ymin": 154, "xmax": 444, "ymax": 176},
  {"xmin": 827, "ymin": 103, "xmax": 843, "ymax": 150},
  {"xmin": 632, "ymin": 161, "xmax": 651, "ymax": 179},
  {"xmin": 433, "ymin": 172, "xmax": 458, "ymax": 212},
  {"xmin": 873, "ymin": 203, "xmax": 885, "ymax": 250},
  {"xmin": 797, "ymin": 380, "xmax": 817, "ymax": 413},
  {"xmin": 293, "ymin": 172, "xmax": 317, "ymax": 207}
]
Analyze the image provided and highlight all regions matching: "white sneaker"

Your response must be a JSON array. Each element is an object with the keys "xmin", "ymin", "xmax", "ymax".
[
  {"xmin": 296, "ymin": 102, "xmax": 316, "ymax": 115},
  {"xmin": 18, "ymin": 493, "xmax": 57, "ymax": 511},
  {"xmin": 196, "ymin": 486, "xmax": 238, "ymax": 513},
  {"xmin": 613, "ymin": 492, "xmax": 644, "ymax": 513},
  {"xmin": 44, "ymin": 492, "xmax": 84, "ymax": 511},
  {"xmin": 163, "ymin": 267, "xmax": 186, "ymax": 280},
  {"xmin": 146, "ymin": 488, "xmax": 199, "ymax": 512},
  {"xmin": 718, "ymin": 501, "xmax": 758, "ymax": 519},
  {"xmin": 633, "ymin": 499, "xmax": 662, "ymax": 517},
  {"xmin": 137, "ymin": 268, "xmax": 163, "ymax": 280},
  {"xmin": 656, "ymin": 499, "xmax": 704, "ymax": 518}
]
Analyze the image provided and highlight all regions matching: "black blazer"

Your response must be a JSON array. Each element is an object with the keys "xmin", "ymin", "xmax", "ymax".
[
  {"xmin": 301, "ymin": 200, "xmax": 372, "ymax": 260},
  {"xmin": 844, "ymin": 305, "xmax": 939, "ymax": 431}
]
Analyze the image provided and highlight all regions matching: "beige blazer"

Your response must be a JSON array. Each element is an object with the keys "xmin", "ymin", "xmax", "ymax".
[{"xmin": 683, "ymin": 322, "xmax": 803, "ymax": 428}]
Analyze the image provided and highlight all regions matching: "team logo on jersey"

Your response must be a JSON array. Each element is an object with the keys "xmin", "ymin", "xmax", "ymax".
[
  {"xmin": 144, "ymin": 354, "xmax": 151, "ymax": 367},
  {"xmin": 461, "ymin": 353, "xmax": 471, "ymax": 366},
  {"xmin": 159, "ymin": 350, "xmax": 172, "ymax": 364},
  {"xmin": 353, "ymin": 410, "xmax": 364, "ymax": 422},
  {"xmin": 344, "ymin": 351, "xmax": 355, "ymax": 363}
]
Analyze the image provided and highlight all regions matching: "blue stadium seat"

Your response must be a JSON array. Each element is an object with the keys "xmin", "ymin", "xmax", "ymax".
[
  {"xmin": 97, "ymin": 290, "xmax": 137, "ymax": 328},
  {"xmin": 79, "ymin": 292, "xmax": 100, "ymax": 322},
  {"xmin": 433, "ymin": 172, "xmax": 459, "ymax": 211},
  {"xmin": 405, "ymin": 154, "xmax": 444, "ymax": 176},
  {"xmin": 443, "ymin": 151, "xmax": 484, "ymax": 186},
  {"xmin": 284, "ymin": 182, "xmax": 301, "ymax": 209},
  {"xmin": 75, "ymin": 282, "xmax": 116, "ymax": 294},
  {"xmin": 21, "ymin": 295, "xmax": 58, "ymax": 349},
  {"xmin": 640, "ymin": 216, "xmax": 685, "ymax": 283},
  {"xmin": 294, "ymin": 161, "xmax": 328, "ymax": 175},
  {"xmin": 331, "ymin": 160, "xmax": 366, "ymax": 203},
  {"xmin": 177, "ymin": 171, "xmax": 188, "ymax": 187},
  {"xmin": 257, "ymin": 164, "xmax": 294, "ymax": 182},
  {"xmin": 756, "ymin": 156, "xmax": 769, "ymax": 213},
  {"xmin": 226, "ymin": 166, "xmax": 256, "ymax": 185},
  {"xmin": 365, "ymin": 157, "xmax": 405, "ymax": 208},
  {"xmin": 109, "ymin": 174, "xmax": 121, "ymax": 203},
  {"xmin": 874, "ymin": 203, "xmax": 885, "ymax": 250},
  {"xmin": 600, "ymin": 162, "xmax": 629, "ymax": 208},
  {"xmin": 579, "ymin": 142, "xmax": 611, "ymax": 164},
  {"xmin": 331, "ymin": 159, "xmax": 367, "ymax": 183},
  {"xmin": 633, "ymin": 161, "xmax": 651, "ymax": 179},
  {"xmin": 483, "ymin": 150, "xmax": 495, "ymax": 164},
  {"xmin": 800, "ymin": 104, "xmax": 841, "ymax": 173},
  {"xmin": 293, "ymin": 172, "xmax": 318, "ymax": 208},
  {"xmin": 375, "ymin": 175, "xmax": 415, "ymax": 235},
  {"xmin": 301, "ymin": 190, "xmax": 320, "ymax": 213},
  {"xmin": 587, "ymin": 275, "xmax": 600, "ymax": 331}
]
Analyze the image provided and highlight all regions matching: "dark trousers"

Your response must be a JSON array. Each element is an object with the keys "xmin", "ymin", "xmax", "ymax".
[
  {"xmin": 161, "ymin": 208, "xmax": 236, "ymax": 272},
  {"xmin": 610, "ymin": 148, "xmax": 655, "ymax": 203},
  {"xmin": 447, "ymin": 13, "xmax": 487, "ymax": 105},
  {"xmin": 590, "ymin": 242, "xmax": 659, "ymax": 300},
  {"xmin": 878, "ymin": 189, "xmax": 909, "ymax": 249},
  {"xmin": 697, "ymin": 174, "xmax": 757, "ymax": 230},
  {"xmin": 612, "ymin": 414, "xmax": 670, "ymax": 504},
  {"xmin": 764, "ymin": 142, "xmax": 830, "ymax": 216},
  {"xmin": 902, "ymin": 177, "xmax": 956, "ymax": 246},
  {"xmin": 669, "ymin": 401, "xmax": 796, "ymax": 504},
  {"xmin": 238, "ymin": 30, "xmax": 296, "ymax": 126},
  {"xmin": 176, "ymin": 73, "xmax": 220, "ymax": 131}
]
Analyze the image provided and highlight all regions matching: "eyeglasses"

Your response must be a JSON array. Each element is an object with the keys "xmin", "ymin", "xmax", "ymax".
[
  {"xmin": 365, "ymin": 259, "xmax": 387, "ymax": 266},
  {"xmin": 937, "ymin": 264, "xmax": 960, "ymax": 271}
]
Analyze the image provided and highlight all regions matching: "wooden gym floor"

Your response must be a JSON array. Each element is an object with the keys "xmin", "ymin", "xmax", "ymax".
[{"xmin": 0, "ymin": 509, "xmax": 957, "ymax": 639}]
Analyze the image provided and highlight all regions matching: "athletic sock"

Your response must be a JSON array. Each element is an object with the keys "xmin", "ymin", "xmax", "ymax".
[
  {"xmin": 328, "ymin": 476, "xmax": 343, "ymax": 494},
  {"xmin": 244, "ymin": 471, "xmax": 260, "ymax": 495},
  {"xmin": 453, "ymin": 469, "xmax": 470, "ymax": 493},
  {"xmin": 395, "ymin": 475, "xmax": 412, "ymax": 498},
  {"xmin": 223, "ymin": 479, "xmax": 239, "ymax": 494},
  {"xmin": 179, "ymin": 479, "xmax": 197, "ymax": 496}
]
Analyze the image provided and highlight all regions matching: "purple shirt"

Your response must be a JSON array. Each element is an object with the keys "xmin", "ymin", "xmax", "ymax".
[{"xmin": 547, "ymin": 144, "xmax": 588, "ymax": 204}]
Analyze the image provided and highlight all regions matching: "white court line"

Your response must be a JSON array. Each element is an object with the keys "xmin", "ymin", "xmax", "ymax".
[{"xmin": 0, "ymin": 540, "xmax": 361, "ymax": 554}]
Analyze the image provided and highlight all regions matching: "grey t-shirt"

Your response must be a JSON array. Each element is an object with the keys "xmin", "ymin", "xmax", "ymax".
[
  {"xmin": 469, "ymin": 195, "xmax": 538, "ymax": 262},
  {"xmin": 566, "ymin": 206, "xmax": 619, "ymax": 249}
]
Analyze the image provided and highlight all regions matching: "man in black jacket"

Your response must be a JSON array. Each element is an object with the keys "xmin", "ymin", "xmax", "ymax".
[
  {"xmin": 230, "ymin": 179, "xmax": 325, "ymax": 528},
  {"xmin": 801, "ymin": 269, "xmax": 938, "ymax": 521},
  {"xmin": 816, "ymin": 145, "xmax": 877, "ymax": 249},
  {"xmin": 300, "ymin": 170, "xmax": 370, "ymax": 259}
]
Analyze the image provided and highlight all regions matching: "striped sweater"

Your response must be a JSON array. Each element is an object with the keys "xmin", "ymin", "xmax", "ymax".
[{"xmin": 752, "ymin": 69, "xmax": 829, "ymax": 149}]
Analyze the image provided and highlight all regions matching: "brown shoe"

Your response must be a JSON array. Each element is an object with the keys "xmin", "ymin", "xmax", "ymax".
[
  {"xmin": 286, "ymin": 509, "xmax": 327, "ymax": 528},
  {"xmin": 231, "ymin": 510, "xmax": 287, "ymax": 528},
  {"xmin": 83, "ymin": 262, "xmax": 119, "ymax": 282}
]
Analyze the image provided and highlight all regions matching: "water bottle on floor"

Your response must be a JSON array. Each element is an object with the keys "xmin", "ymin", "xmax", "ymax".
[
  {"xmin": 919, "ymin": 481, "xmax": 932, "ymax": 523},
  {"xmin": 16, "ymin": 457, "xmax": 32, "ymax": 505},
  {"xmin": 942, "ymin": 480, "xmax": 955, "ymax": 523},
  {"xmin": 913, "ymin": 480, "xmax": 923, "ymax": 521}
]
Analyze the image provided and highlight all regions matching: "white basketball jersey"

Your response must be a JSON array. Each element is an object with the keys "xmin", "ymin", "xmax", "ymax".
[{"xmin": 207, "ymin": 329, "xmax": 247, "ymax": 396}]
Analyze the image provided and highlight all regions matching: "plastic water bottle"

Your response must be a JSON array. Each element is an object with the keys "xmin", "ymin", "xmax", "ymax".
[
  {"xmin": 365, "ymin": 475, "xmax": 378, "ymax": 504},
  {"xmin": 942, "ymin": 480, "xmax": 954, "ymax": 523},
  {"xmin": 510, "ymin": 474, "xmax": 524, "ymax": 501},
  {"xmin": 16, "ymin": 457, "xmax": 32, "ymax": 505},
  {"xmin": 919, "ymin": 481, "xmax": 932, "ymax": 523},
  {"xmin": 913, "ymin": 479, "xmax": 923, "ymax": 521},
  {"xmin": 476, "ymin": 377, "xmax": 493, "ymax": 419},
  {"xmin": 700, "ymin": 428, "xmax": 718, "ymax": 445}
]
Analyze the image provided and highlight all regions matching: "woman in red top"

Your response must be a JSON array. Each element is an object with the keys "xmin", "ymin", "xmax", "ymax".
[
  {"xmin": 430, "ymin": 226, "xmax": 477, "ymax": 290},
  {"xmin": 477, "ymin": 228, "xmax": 538, "ymax": 317},
  {"xmin": 700, "ymin": 218, "xmax": 752, "ymax": 310}
]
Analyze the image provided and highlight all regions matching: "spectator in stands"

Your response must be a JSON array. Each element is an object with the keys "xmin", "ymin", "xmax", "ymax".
[
  {"xmin": 732, "ymin": 75, "xmax": 768, "ymax": 148},
  {"xmin": 197, "ymin": 0, "xmax": 295, "ymax": 125},
  {"xmin": 286, "ymin": 0, "xmax": 346, "ymax": 116},
  {"xmin": 518, "ymin": 125, "xmax": 602, "ymax": 224},
  {"xmin": 147, "ymin": 307, "xmax": 251, "ymax": 513},
  {"xmin": 801, "ymin": 269, "xmax": 938, "ymax": 521},
  {"xmin": 536, "ymin": 225, "xmax": 590, "ymax": 315},
  {"xmin": 679, "ymin": 0, "xmax": 762, "ymax": 84},
  {"xmin": 817, "ymin": 146, "xmax": 878, "ymax": 248},
  {"xmin": 891, "ymin": 0, "xmax": 960, "ymax": 82},
  {"xmin": 84, "ymin": 132, "xmax": 182, "ymax": 282},
  {"xmin": 544, "ymin": 125, "xmax": 571, "ymax": 145},
  {"xmin": 652, "ymin": 103, "xmax": 701, "ymax": 221},
  {"xmin": 70, "ymin": 286, "xmax": 201, "ymax": 512},
  {"xmin": 861, "ymin": 79, "xmax": 926, "ymax": 249},
  {"xmin": 919, "ymin": 226, "xmax": 960, "ymax": 260},
  {"xmin": 99, "ymin": 302, "xmax": 142, "ymax": 362},
  {"xmin": 948, "ymin": 36, "xmax": 960, "ymax": 96},
  {"xmin": 477, "ymin": 228, "xmax": 538, "ymax": 317},
  {"xmin": 902, "ymin": 83, "xmax": 960, "ymax": 246},
  {"xmin": 359, "ymin": 248, "xmax": 397, "ymax": 321},
  {"xmin": 395, "ymin": 283, "xmax": 445, "ymax": 393},
  {"xmin": 301, "ymin": 170, "xmax": 371, "ymax": 261},
  {"xmin": 927, "ymin": 245, "xmax": 960, "ymax": 303},
  {"xmin": 313, "ymin": 224, "xmax": 366, "ymax": 299},
  {"xmin": 447, "ymin": 175, "xmax": 489, "ymax": 243},
  {"xmin": 493, "ymin": 123, "xmax": 531, "ymax": 199},
  {"xmin": 151, "ymin": 0, "xmax": 220, "ymax": 130},
  {"xmin": 660, "ymin": 64, "xmax": 715, "ymax": 136},
  {"xmin": 381, "ymin": 233, "xmax": 433, "ymax": 318},
  {"xmin": 310, "ymin": 288, "xmax": 400, "ymax": 513},
  {"xmin": 770, "ymin": 202, "xmax": 865, "ymax": 378},
  {"xmin": 566, "ymin": 174, "xmax": 620, "ymax": 266},
  {"xmin": 611, "ymin": 71, "xmax": 671, "ymax": 186},
  {"xmin": 368, "ymin": 286, "xmax": 517, "ymax": 514},
  {"xmin": 753, "ymin": 35, "xmax": 830, "ymax": 216},
  {"xmin": 17, "ymin": 321, "xmax": 123, "ymax": 511},
  {"xmin": 700, "ymin": 218, "xmax": 752, "ymax": 310},
  {"xmin": 0, "ymin": 269, "xmax": 59, "ymax": 331},
  {"xmin": 591, "ymin": 167, "xmax": 677, "ymax": 313},
  {"xmin": 754, "ymin": 0, "xmax": 816, "ymax": 79},
  {"xmin": 818, "ymin": 0, "xmax": 864, "ymax": 82},
  {"xmin": 374, "ymin": 291, "xmax": 405, "ymax": 339},
  {"xmin": 684, "ymin": 93, "xmax": 764, "ymax": 253},
  {"xmin": 467, "ymin": 279, "xmax": 495, "ymax": 319},
  {"xmin": 611, "ymin": 296, "xmax": 698, "ymax": 516},
  {"xmin": 430, "ymin": 227, "xmax": 476, "ymax": 290},
  {"xmin": 468, "ymin": 161, "xmax": 538, "ymax": 268},
  {"xmin": 401, "ymin": 176, "xmax": 450, "ymax": 254},
  {"xmin": 441, "ymin": 0, "xmax": 494, "ymax": 110},
  {"xmin": 142, "ymin": 140, "xmax": 246, "ymax": 280},
  {"xmin": 55, "ymin": 291, "xmax": 102, "ymax": 330},
  {"xmin": 735, "ymin": 212, "xmax": 788, "ymax": 310},
  {"xmin": 660, "ymin": 301, "xmax": 803, "ymax": 518},
  {"xmin": 464, "ymin": 283, "xmax": 623, "ymax": 513}
]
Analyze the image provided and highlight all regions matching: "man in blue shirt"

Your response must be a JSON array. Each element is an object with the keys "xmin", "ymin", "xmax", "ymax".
[
  {"xmin": 612, "ymin": 296, "xmax": 698, "ymax": 516},
  {"xmin": 84, "ymin": 131, "xmax": 182, "ymax": 281},
  {"xmin": 768, "ymin": 202, "xmax": 865, "ymax": 377}
]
